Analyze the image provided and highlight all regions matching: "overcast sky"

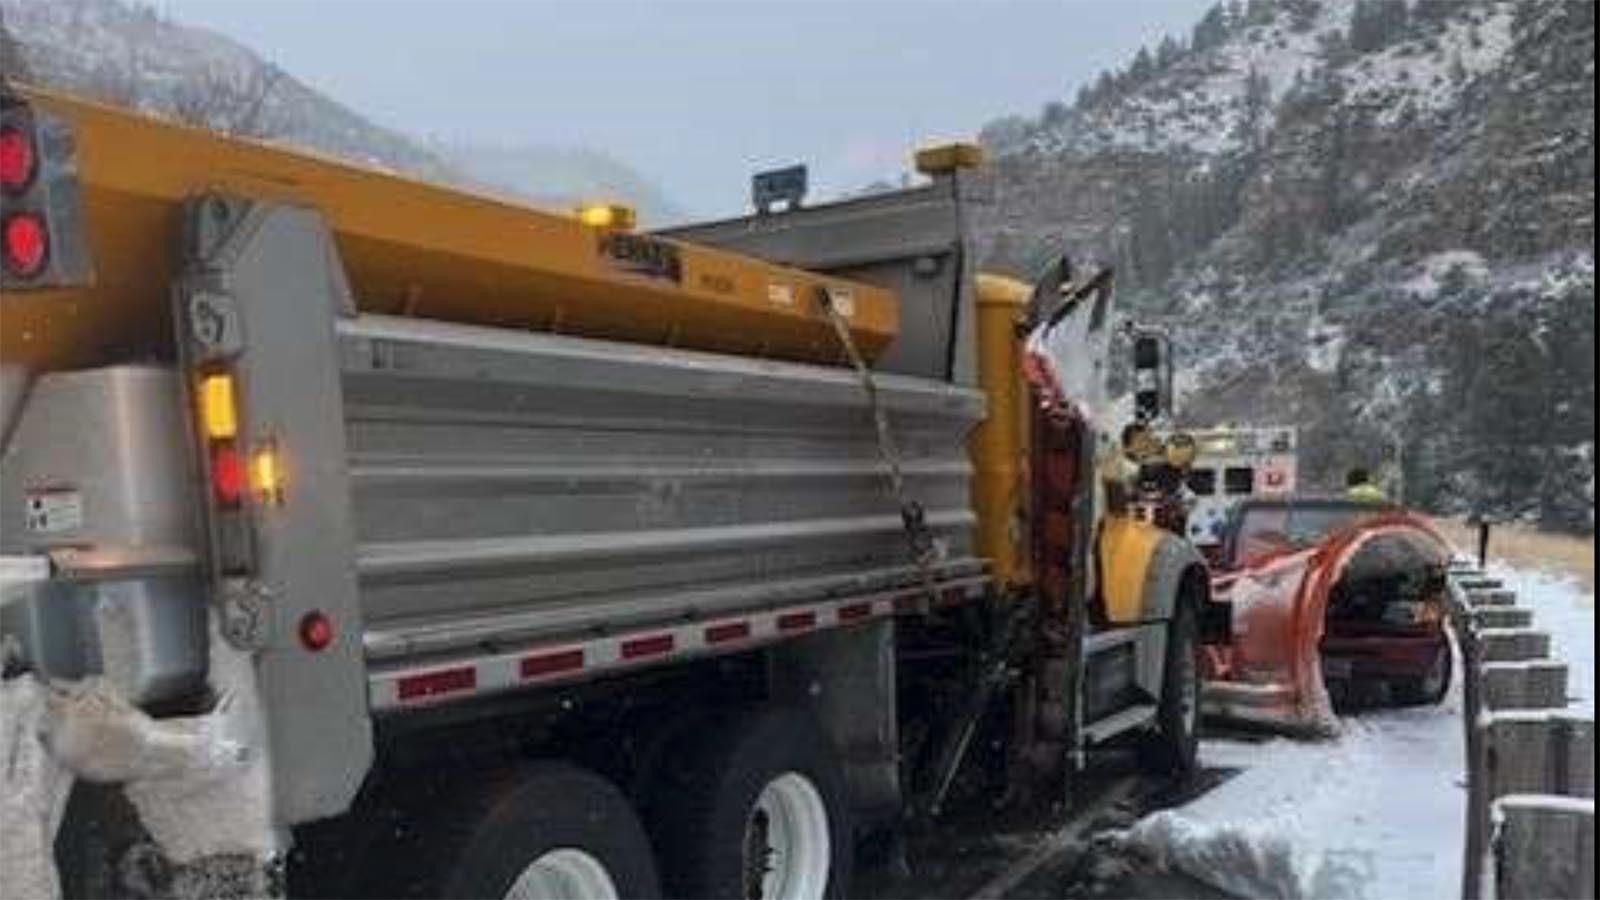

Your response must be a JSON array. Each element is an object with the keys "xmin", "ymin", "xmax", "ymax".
[{"xmin": 155, "ymin": 0, "xmax": 1208, "ymax": 220}]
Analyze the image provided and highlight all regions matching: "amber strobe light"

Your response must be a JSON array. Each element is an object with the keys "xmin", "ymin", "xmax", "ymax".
[
  {"xmin": 199, "ymin": 372, "xmax": 239, "ymax": 439},
  {"xmin": 252, "ymin": 442, "xmax": 285, "ymax": 505}
]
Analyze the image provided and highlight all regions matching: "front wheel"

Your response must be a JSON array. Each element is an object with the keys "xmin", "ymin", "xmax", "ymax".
[{"xmin": 1142, "ymin": 601, "xmax": 1201, "ymax": 776}]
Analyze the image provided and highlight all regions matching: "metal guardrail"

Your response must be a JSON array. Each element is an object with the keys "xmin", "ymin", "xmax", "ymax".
[{"xmin": 1446, "ymin": 563, "xmax": 1595, "ymax": 900}]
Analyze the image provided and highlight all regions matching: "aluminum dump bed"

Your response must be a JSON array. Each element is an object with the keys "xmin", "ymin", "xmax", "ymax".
[{"xmin": 339, "ymin": 313, "xmax": 987, "ymax": 699}]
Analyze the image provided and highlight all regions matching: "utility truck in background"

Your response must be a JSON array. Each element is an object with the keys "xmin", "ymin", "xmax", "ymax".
[
  {"xmin": 0, "ymin": 82, "xmax": 1219, "ymax": 900},
  {"xmin": 1180, "ymin": 425, "xmax": 1299, "ymax": 560}
]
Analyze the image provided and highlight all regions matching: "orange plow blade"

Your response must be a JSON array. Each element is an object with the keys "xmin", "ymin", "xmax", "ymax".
[{"xmin": 1203, "ymin": 512, "xmax": 1452, "ymax": 734}]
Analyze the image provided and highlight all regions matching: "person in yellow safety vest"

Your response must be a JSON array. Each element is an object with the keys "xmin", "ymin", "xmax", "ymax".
[{"xmin": 1345, "ymin": 467, "xmax": 1387, "ymax": 503}]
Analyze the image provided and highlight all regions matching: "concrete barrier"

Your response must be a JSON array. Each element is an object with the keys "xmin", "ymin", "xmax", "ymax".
[
  {"xmin": 1493, "ymin": 795, "xmax": 1595, "ymax": 900},
  {"xmin": 1448, "ymin": 569, "xmax": 1594, "ymax": 900},
  {"xmin": 1477, "ymin": 628, "xmax": 1553, "ymax": 663},
  {"xmin": 1466, "ymin": 589, "xmax": 1519, "ymax": 608},
  {"xmin": 1472, "ymin": 607, "xmax": 1534, "ymax": 630},
  {"xmin": 1481, "ymin": 661, "xmax": 1570, "ymax": 711},
  {"xmin": 1484, "ymin": 711, "xmax": 1595, "ymax": 799}
]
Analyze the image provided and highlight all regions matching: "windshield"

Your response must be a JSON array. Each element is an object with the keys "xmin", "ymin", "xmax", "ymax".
[{"xmin": 1232, "ymin": 504, "xmax": 1378, "ymax": 566}]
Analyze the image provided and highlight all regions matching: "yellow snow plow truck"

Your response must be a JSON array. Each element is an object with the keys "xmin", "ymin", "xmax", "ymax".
[{"xmin": 0, "ymin": 82, "xmax": 1217, "ymax": 899}]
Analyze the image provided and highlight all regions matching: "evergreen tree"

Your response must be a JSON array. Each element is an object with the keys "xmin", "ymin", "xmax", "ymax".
[
  {"xmin": 1245, "ymin": 0, "xmax": 1276, "ymax": 28},
  {"xmin": 1192, "ymin": 3, "xmax": 1230, "ymax": 52},
  {"xmin": 0, "ymin": 10, "xmax": 28, "ymax": 80},
  {"xmin": 1129, "ymin": 46, "xmax": 1155, "ymax": 82},
  {"xmin": 1235, "ymin": 66, "xmax": 1273, "ymax": 152},
  {"xmin": 1041, "ymin": 100, "xmax": 1070, "ymax": 128},
  {"xmin": 1156, "ymin": 35, "xmax": 1184, "ymax": 69}
]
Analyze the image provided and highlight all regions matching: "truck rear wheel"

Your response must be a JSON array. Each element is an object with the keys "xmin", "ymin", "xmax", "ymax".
[
  {"xmin": 1143, "ymin": 601, "xmax": 1201, "ymax": 776},
  {"xmin": 346, "ymin": 761, "xmax": 660, "ymax": 900},
  {"xmin": 441, "ymin": 762, "xmax": 659, "ymax": 900},
  {"xmin": 646, "ymin": 708, "xmax": 851, "ymax": 899}
]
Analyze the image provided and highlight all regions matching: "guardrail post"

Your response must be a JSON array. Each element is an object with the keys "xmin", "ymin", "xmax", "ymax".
[
  {"xmin": 1478, "ymin": 629, "xmax": 1553, "ymax": 663},
  {"xmin": 1481, "ymin": 661, "xmax": 1568, "ymax": 711},
  {"xmin": 1451, "ymin": 571, "xmax": 1489, "ymax": 900},
  {"xmin": 1447, "ymin": 565, "xmax": 1595, "ymax": 900},
  {"xmin": 1472, "ymin": 607, "xmax": 1533, "ymax": 630},
  {"xmin": 1484, "ymin": 712, "xmax": 1595, "ymax": 800},
  {"xmin": 1493, "ymin": 796, "xmax": 1596, "ymax": 900}
]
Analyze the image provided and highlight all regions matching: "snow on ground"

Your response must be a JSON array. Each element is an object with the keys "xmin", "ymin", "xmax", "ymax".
[
  {"xmin": 1133, "ymin": 688, "xmax": 1467, "ymax": 899},
  {"xmin": 1488, "ymin": 565, "xmax": 1594, "ymax": 714},
  {"xmin": 1131, "ymin": 563, "xmax": 1595, "ymax": 899}
]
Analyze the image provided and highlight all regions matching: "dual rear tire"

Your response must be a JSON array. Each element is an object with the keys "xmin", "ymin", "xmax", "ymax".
[
  {"xmin": 356, "ymin": 709, "xmax": 848, "ymax": 900},
  {"xmin": 357, "ymin": 762, "xmax": 661, "ymax": 900},
  {"xmin": 646, "ymin": 708, "xmax": 852, "ymax": 900}
]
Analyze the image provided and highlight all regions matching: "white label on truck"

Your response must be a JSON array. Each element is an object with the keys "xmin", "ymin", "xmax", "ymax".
[
  {"xmin": 830, "ymin": 289, "xmax": 856, "ymax": 318},
  {"xmin": 25, "ymin": 488, "xmax": 82, "ymax": 534},
  {"xmin": 767, "ymin": 282, "xmax": 795, "ymax": 307}
]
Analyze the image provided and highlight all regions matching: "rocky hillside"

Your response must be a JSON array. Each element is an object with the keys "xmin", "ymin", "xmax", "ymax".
[
  {"xmin": 976, "ymin": 0, "xmax": 1594, "ymax": 530},
  {"xmin": 0, "ymin": 0, "xmax": 674, "ymax": 219}
]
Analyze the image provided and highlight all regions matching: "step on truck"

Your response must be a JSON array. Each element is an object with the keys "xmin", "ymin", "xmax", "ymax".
[{"xmin": 0, "ymin": 82, "xmax": 1218, "ymax": 900}]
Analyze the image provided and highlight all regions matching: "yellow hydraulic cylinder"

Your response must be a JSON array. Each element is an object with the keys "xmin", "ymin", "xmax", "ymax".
[
  {"xmin": 970, "ymin": 273, "xmax": 1033, "ymax": 590},
  {"xmin": 2, "ymin": 86, "xmax": 898, "ymax": 371}
]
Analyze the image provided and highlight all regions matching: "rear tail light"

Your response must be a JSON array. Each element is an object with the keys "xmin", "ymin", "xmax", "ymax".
[
  {"xmin": 2, "ymin": 212, "xmax": 48, "ymax": 277},
  {"xmin": 0, "ymin": 125, "xmax": 36, "ymax": 192},
  {"xmin": 211, "ymin": 442, "xmax": 247, "ymax": 507},
  {"xmin": 0, "ymin": 87, "xmax": 92, "ymax": 288}
]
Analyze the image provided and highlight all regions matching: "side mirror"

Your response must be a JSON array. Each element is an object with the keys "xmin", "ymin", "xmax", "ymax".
[{"xmin": 1131, "ymin": 330, "xmax": 1172, "ymax": 422}]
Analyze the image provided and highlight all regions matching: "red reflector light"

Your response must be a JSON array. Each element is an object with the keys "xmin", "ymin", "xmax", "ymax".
[
  {"xmin": 705, "ymin": 621, "xmax": 751, "ymax": 645},
  {"xmin": 520, "ymin": 648, "xmax": 584, "ymax": 679},
  {"xmin": 777, "ymin": 611, "xmax": 816, "ymax": 632},
  {"xmin": 3, "ymin": 213, "xmax": 48, "ymax": 277},
  {"xmin": 397, "ymin": 666, "xmax": 477, "ymax": 702},
  {"xmin": 211, "ymin": 443, "xmax": 247, "ymax": 506},
  {"xmin": 620, "ymin": 634, "xmax": 674, "ymax": 659},
  {"xmin": 838, "ymin": 603, "xmax": 872, "ymax": 622},
  {"xmin": 0, "ymin": 127, "xmax": 35, "ymax": 193},
  {"xmin": 299, "ymin": 611, "xmax": 335, "ymax": 652}
]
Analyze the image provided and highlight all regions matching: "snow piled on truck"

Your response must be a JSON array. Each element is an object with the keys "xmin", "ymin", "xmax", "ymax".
[
  {"xmin": 0, "ymin": 606, "xmax": 280, "ymax": 899},
  {"xmin": 1129, "ymin": 566, "xmax": 1595, "ymax": 898}
]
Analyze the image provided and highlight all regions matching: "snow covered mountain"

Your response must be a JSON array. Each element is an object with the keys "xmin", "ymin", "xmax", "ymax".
[
  {"xmin": 0, "ymin": 0, "xmax": 675, "ymax": 220},
  {"xmin": 976, "ymin": 0, "xmax": 1594, "ymax": 530}
]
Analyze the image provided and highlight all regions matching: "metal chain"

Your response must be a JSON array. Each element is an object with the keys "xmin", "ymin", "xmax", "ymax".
[{"xmin": 815, "ymin": 287, "xmax": 943, "ymax": 609}]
